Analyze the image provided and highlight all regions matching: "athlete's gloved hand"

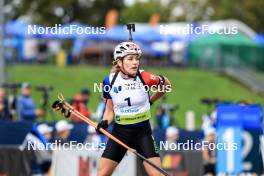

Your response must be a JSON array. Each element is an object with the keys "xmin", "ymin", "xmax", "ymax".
[{"xmin": 96, "ymin": 120, "xmax": 108, "ymax": 134}]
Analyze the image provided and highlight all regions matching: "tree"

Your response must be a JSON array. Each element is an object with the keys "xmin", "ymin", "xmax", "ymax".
[
  {"xmin": 11, "ymin": 0, "xmax": 124, "ymax": 26},
  {"xmin": 166, "ymin": 0, "xmax": 264, "ymax": 33},
  {"xmin": 208, "ymin": 0, "xmax": 264, "ymax": 33},
  {"xmin": 120, "ymin": 0, "xmax": 170, "ymax": 24},
  {"xmin": 4, "ymin": 0, "xmax": 264, "ymax": 33}
]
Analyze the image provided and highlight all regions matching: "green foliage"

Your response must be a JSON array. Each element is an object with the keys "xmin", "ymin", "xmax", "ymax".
[
  {"xmin": 208, "ymin": 0, "xmax": 264, "ymax": 33},
  {"xmin": 16, "ymin": 0, "xmax": 124, "ymax": 26},
  {"xmin": 6, "ymin": 0, "xmax": 264, "ymax": 32},
  {"xmin": 120, "ymin": 1, "xmax": 170, "ymax": 24}
]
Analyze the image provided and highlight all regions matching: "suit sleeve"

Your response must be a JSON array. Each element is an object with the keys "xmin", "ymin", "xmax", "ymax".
[
  {"xmin": 102, "ymin": 76, "xmax": 112, "ymax": 99},
  {"xmin": 140, "ymin": 70, "xmax": 160, "ymax": 86}
]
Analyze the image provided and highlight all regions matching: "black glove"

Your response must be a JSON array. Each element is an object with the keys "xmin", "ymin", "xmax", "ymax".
[{"xmin": 96, "ymin": 120, "xmax": 108, "ymax": 134}]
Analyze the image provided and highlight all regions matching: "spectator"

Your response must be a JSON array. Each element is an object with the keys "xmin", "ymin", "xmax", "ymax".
[
  {"xmin": 166, "ymin": 126, "xmax": 179, "ymax": 145},
  {"xmin": 20, "ymin": 125, "xmax": 52, "ymax": 175},
  {"xmin": 37, "ymin": 39, "xmax": 48, "ymax": 63},
  {"xmin": 84, "ymin": 125, "xmax": 101, "ymax": 150},
  {"xmin": 37, "ymin": 123, "xmax": 53, "ymax": 142},
  {"xmin": 0, "ymin": 87, "xmax": 12, "ymax": 120},
  {"xmin": 55, "ymin": 120, "xmax": 73, "ymax": 144},
  {"xmin": 80, "ymin": 88, "xmax": 90, "ymax": 104},
  {"xmin": 202, "ymin": 127, "xmax": 216, "ymax": 176},
  {"xmin": 36, "ymin": 124, "xmax": 54, "ymax": 174},
  {"xmin": 156, "ymin": 106, "xmax": 170, "ymax": 129},
  {"xmin": 71, "ymin": 88, "xmax": 91, "ymax": 122},
  {"xmin": 17, "ymin": 83, "xmax": 44, "ymax": 122},
  {"xmin": 210, "ymin": 111, "xmax": 217, "ymax": 128},
  {"xmin": 202, "ymin": 110, "xmax": 217, "ymax": 136}
]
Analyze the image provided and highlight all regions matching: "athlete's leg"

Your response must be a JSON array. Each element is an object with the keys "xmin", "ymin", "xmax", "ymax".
[
  {"xmin": 133, "ymin": 124, "xmax": 162, "ymax": 176},
  {"xmin": 143, "ymin": 157, "xmax": 163, "ymax": 176},
  {"xmin": 97, "ymin": 125, "xmax": 128, "ymax": 176},
  {"xmin": 97, "ymin": 157, "xmax": 118, "ymax": 176}
]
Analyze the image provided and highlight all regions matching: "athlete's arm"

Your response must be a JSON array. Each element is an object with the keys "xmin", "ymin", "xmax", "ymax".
[
  {"xmin": 101, "ymin": 76, "xmax": 115, "ymax": 124},
  {"xmin": 102, "ymin": 99, "xmax": 115, "ymax": 124},
  {"xmin": 140, "ymin": 70, "xmax": 172, "ymax": 104},
  {"xmin": 96, "ymin": 99, "xmax": 114, "ymax": 133},
  {"xmin": 150, "ymin": 76, "xmax": 171, "ymax": 104}
]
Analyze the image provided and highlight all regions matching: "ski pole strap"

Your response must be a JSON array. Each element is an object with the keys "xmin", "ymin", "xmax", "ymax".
[{"xmin": 114, "ymin": 110, "xmax": 151, "ymax": 125}]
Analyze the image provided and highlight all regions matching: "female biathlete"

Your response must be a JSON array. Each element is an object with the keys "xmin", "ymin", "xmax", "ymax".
[{"xmin": 96, "ymin": 41, "xmax": 171, "ymax": 176}]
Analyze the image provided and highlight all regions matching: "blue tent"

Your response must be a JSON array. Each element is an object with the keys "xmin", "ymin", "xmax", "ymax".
[
  {"xmin": 43, "ymin": 22, "xmax": 102, "ymax": 40},
  {"xmin": 105, "ymin": 25, "xmax": 159, "ymax": 42},
  {"xmin": 159, "ymin": 23, "xmax": 202, "ymax": 43},
  {"xmin": 0, "ymin": 25, "xmax": 3, "ymax": 34},
  {"xmin": 135, "ymin": 25, "xmax": 179, "ymax": 43},
  {"xmin": 105, "ymin": 25, "xmax": 179, "ymax": 43},
  {"xmin": 105, "ymin": 25, "xmax": 128, "ymax": 41},
  {"xmin": 43, "ymin": 22, "xmax": 84, "ymax": 39},
  {"xmin": 73, "ymin": 22, "xmax": 104, "ymax": 41},
  {"xmin": 134, "ymin": 27, "xmax": 162, "ymax": 42},
  {"xmin": 5, "ymin": 20, "xmax": 27, "ymax": 37},
  {"xmin": 5, "ymin": 20, "xmax": 44, "ymax": 38},
  {"xmin": 140, "ymin": 43, "xmax": 169, "ymax": 57}
]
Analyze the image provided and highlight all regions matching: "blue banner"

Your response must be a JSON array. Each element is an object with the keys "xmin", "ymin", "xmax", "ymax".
[
  {"xmin": 216, "ymin": 104, "xmax": 263, "ymax": 174},
  {"xmin": 217, "ymin": 126, "xmax": 242, "ymax": 174}
]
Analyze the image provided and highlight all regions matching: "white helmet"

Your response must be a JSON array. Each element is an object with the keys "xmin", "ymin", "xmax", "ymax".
[{"xmin": 113, "ymin": 42, "xmax": 142, "ymax": 64}]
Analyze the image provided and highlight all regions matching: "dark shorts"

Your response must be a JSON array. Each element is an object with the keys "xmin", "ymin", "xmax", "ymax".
[{"xmin": 102, "ymin": 121, "xmax": 160, "ymax": 163}]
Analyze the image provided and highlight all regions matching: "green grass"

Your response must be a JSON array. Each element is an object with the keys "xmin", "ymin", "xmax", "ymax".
[
  {"xmin": 255, "ymin": 71, "xmax": 264, "ymax": 84},
  {"xmin": 9, "ymin": 64, "xmax": 264, "ymax": 128}
]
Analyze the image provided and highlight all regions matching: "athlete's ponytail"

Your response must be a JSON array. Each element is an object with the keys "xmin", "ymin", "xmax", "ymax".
[{"xmin": 110, "ymin": 64, "xmax": 121, "ymax": 73}]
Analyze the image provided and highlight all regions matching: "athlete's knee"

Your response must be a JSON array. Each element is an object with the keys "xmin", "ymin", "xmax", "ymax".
[
  {"xmin": 97, "ymin": 167, "xmax": 112, "ymax": 176},
  {"xmin": 97, "ymin": 171, "xmax": 110, "ymax": 176},
  {"xmin": 97, "ymin": 158, "xmax": 117, "ymax": 176},
  {"xmin": 147, "ymin": 169, "xmax": 163, "ymax": 176}
]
